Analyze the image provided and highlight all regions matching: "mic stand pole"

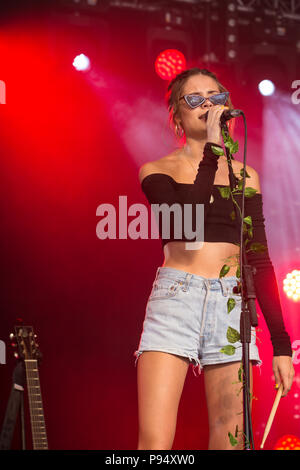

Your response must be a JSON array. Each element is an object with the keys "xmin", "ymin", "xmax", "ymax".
[{"xmin": 220, "ymin": 117, "xmax": 258, "ymax": 450}]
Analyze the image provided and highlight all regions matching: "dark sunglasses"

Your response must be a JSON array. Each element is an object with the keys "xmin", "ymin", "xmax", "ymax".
[{"xmin": 179, "ymin": 91, "xmax": 230, "ymax": 109}]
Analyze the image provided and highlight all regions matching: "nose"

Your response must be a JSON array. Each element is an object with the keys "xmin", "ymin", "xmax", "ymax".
[{"xmin": 202, "ymin": 98, "xmax": 214, "ymax": 108}]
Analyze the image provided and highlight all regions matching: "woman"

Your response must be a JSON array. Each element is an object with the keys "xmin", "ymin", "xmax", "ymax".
[{"xmin": 134, "ymin": 68, "xmax": 294, "ymax": 450}]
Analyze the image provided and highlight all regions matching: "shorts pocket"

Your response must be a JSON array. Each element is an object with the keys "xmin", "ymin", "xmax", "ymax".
[{"xmin": 148, "ymin": 278, "xmax": 181, "ymax": 301}]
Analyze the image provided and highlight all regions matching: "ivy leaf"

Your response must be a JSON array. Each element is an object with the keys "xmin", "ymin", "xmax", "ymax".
[
  {"xmin": 227, "ymin": 326, "xmax": 240, "ymax": 343},
  {"xmin": 238, "ymin": 365, "xmax": 243, "ymax": 383},
  {"xmin": 240, "ymin": 168, "xmax": 250, "ymax": 178},
  {"xmin": 219, "ymin": 264, "xmax": 230, "ymax": 278},
  {"xmin": 243, "ymin": 216, "xmax": 252, "ymax": 226},
  {"xmin": 218, "ymin": 186, "xmax": 231, "ymax": 199},
  {"xmin": 227, "ymin": 297, "xmax": 236, "ymax": 314},
  {"xmin": 244, "ymin": 187, "xmax": 257, "ymax": 198},
  {"xmin": 220, "ymin": 345, "xmax": 236, "ymax": 355},
  {"xmin": 221, "ymin": 128, "xmax": 230, "ymax": 142},
  {"xmin": 228, "ymin": 432, "xmax": 238, "ymax": 447},
  {"xmin": 225, "ymin": 139, "xmax": 239, "ymax": 155},
  {"xmin": 238, "ymin": 178, "xmax": 244, "ymax": 191},
  {"xmin": 249, "ymin": 242, "xmax": 267, "ymax": 253},
  {"xmin": 211, "ymin": 145, "xmax": 224, "ymax": 156}
]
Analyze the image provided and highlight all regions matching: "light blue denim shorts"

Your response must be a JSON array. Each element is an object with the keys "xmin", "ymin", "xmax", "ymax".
[{"xmin": 134, "ymin": 266, "xmax": 261, "ymax": 376}]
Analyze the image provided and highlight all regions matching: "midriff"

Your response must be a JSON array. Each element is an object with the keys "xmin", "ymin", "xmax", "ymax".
[{"xmin": 162, "ymin": 240, "xmax": 240, "ymax": 278}]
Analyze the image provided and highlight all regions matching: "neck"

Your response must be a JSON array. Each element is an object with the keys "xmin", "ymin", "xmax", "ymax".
[{"xmin": 182, "ymin": 137, "xmax": 227, "ymax": 165}]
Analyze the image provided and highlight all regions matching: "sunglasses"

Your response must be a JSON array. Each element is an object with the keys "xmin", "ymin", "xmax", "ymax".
[{"xmin": 179, "ymin": 91, "xmax": 230, "ymax": 109}]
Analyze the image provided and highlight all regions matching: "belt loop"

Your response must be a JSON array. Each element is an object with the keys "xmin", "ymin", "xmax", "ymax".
[
  {"xmin": 204, "ymin": 279, "xmax": 210, "ymax": 292},
  {"xmin": 182, "ymin": 273, "xmax": 192, "ymax": 292},
  {"xmin": 219, "ymin": 278, "xmax": 229, "ymax": 296}
]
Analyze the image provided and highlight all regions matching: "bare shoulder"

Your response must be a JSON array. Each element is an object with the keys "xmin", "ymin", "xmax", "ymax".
[
  {"xmin": 138, "ymin": 150, "xmax": 180, "ymax": 184},
  {"xmin": 233, "ymin": 160, "xmax": 262, "ymax": 194}
]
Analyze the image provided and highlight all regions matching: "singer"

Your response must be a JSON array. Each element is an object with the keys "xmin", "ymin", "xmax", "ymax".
[{"xmin": 134, "ymin": 67, "xmax": 294, "ymax": 450}]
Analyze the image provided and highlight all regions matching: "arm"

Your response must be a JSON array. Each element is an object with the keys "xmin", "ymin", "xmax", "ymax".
[{"xmin": 140, "ymin": 142, "xmax": 222, "ymax": 210}]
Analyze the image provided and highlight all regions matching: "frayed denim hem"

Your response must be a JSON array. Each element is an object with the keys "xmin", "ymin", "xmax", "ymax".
[{"xmin": 133, "ymin": 349, "xmax": 203, "ymax": 377}]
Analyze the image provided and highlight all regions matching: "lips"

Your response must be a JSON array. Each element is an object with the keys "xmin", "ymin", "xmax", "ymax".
[{"xmin": 199, "ymin": 111, "xmax": 208, "ymax": 121}]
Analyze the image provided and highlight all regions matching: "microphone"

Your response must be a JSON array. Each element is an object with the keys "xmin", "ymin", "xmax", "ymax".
[
  {"xmin": 203, "ymin": 108, "xmax": 243, "ymax": 122},
  {"xmin": 221, "ymin": 108, "xmax": 243, "ymax": 120}
]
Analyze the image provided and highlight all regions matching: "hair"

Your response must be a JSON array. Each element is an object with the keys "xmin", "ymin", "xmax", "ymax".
[{"xmin": 165, "ymin": 67, "xmax": 235, "ymax": 141}]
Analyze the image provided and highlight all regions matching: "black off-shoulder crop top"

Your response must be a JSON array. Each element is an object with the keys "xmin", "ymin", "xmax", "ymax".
[{"xmin": 140, "ymin": 142, "xmax": 292, "ymax": 357}]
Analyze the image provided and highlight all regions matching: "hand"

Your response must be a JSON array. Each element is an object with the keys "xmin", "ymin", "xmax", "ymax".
[
  {"xmin": 206, "ymin": 105, "xmax": 229, "ymax": 146},
  {"xmin": 272, "ymin": 355, "xmax": 295, "ymax": 397}
]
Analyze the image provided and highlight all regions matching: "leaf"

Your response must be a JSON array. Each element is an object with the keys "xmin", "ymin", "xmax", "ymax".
[
  {"xmin": 211, "ymin": 145, "xmax": 224, "ymax": 156},
  {"xmin": 238, "ymin": 365, "xmax": 243, "ymax": 383},
  {"xmin": 249, "ymin": 242, "xmax": 267, "ymax": 253},
  {"xmin": 218, "ymin": 186, "xmax": 231, "ymax": 199},
  {"xmin": 244, "ymin": 187, "xmax": 257, "ymax": 198},
  {"xmin": 220, "ymin": 345, "xmax": 236, "ymax": 355},
  {"xmin": 225, "ymin": 139, "xmax": 239, "ymax": 155},
  {"xmin": 219, "ymin": 264, "xmax": 230, "ymax": 278},
  {"xmin": 221, "ymin": 128, "xmax": 230, "ymax": 142},
  {"xmin": 228, "ymin": 432, "xmax": 238, "ymax": 447},
  {"xmin": 227, "ymin": 326, "xmax": 240, "ymax": 343},
  {"xmin": 238, "ymin": 178, "xmax": 244, "ymax": 190},
  {"xmin": 227, "ymin": 297, "xmax": 236, "ymax": 314},
  {"xmin": 243, "ymin": 215, "xmax": 252, "ymax": 226},
  {"xmin": 236, "ymin": 265, "xmax": 240, "ymax": 278},
  {"xmin": 240, "ymin": 168, "xmax": 250, "ymax": 178},
  {"xmin": 231, "ymin": 141, "xmax": 239, "ymax": 154}
]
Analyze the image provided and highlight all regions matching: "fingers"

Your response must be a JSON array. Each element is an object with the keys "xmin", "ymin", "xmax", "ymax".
[
  {"xmin": 273, "ymin": 356, "xmax": 295, "ymax": 397},
  {"xmin": 206, "ymin": 105, "xmax": 228, "ymax": 145},
  {"xmin": 206, "ymin": 105, "xmax": 228, "ymax": 124}
]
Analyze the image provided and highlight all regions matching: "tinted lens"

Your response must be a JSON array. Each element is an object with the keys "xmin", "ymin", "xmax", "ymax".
[
  {"xmin": 209, "ymin": 92, "xmax": 230, "ymax": 105},
  {"xmin": 184, "ymin": 95, "xmax": 206, "ymax": 108}
]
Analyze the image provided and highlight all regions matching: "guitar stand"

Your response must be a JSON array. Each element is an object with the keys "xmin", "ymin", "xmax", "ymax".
[{"xmin": 0, "ymin": 361, "xmax": 26, "ymax": 450}]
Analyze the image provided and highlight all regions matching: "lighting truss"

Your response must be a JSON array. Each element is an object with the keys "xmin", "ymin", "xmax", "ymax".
[{"xmin": 236, "ymin": 0, "xmax": 300, "ymax": 21}]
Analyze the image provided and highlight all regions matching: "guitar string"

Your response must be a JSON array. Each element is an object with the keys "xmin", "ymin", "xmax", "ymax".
[{"xmin": 25, "ymin": 360, "xmax": 48, "ymax": 447}]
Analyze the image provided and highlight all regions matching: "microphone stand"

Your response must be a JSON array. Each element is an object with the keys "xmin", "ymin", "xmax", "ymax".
[
  {"xmin": 0, "ymin": 361, "xmax": 26, "ymax": 450},
  {"xmin": 220, "ymin": 116, "xmax": 258, "ymax": 450}
]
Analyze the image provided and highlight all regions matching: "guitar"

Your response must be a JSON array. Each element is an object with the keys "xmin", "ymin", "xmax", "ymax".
[{"xmin": 13, "ymin": 325, "xmax": 48, "ymax": 450}]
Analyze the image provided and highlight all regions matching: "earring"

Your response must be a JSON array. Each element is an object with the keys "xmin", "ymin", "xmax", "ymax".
[{"xmin": 175, "ymin": 124, "xmax": 184, "ymax": 138}]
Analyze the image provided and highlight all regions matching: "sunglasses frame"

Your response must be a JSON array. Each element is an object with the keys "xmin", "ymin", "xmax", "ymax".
[{"xmin": 180, "ymin": 91, "xmax": 230, "ymax": 109}]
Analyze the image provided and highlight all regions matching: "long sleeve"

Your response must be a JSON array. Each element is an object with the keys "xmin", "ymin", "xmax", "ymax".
[
  {"xmin": 141, "ymin": 142, "xmax": 221, "ymax": 216},
  {"xmin": 244, "ymin": 193, "xmax": 292, "ymax": 356}
]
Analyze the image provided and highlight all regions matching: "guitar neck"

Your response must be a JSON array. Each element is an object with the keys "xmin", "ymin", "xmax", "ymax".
[{"xmin": 24, "ymin": 360, "xmax": 48, "ymax": 450}]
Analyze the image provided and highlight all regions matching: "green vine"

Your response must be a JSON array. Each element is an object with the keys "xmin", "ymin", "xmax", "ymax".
[
  {"xmin": 211, "ymin": 130, "xmax": 267, "ymax": 358},
  {"xmin": 212, "ymin": 131, "xmax": 264, "ymax": 448}
]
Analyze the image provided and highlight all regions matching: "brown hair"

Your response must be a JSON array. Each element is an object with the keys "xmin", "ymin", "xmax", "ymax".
[{"xmin": 166, "ymin": 67, "xmax": 235, "ymax": 141}]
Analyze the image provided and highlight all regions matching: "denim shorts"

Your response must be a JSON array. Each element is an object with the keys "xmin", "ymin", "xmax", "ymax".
[{"xmin": 134, "ymin": 266, "xmax": 261, "ymax": 376}]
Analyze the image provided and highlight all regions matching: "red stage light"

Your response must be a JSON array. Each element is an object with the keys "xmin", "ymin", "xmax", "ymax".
[
  {"xmin": 155, "ymin": 49, "xmax": 186, "ymax": 80},
  {"xmin": 274, "ymin": 434, "xmax": 300, "ymax": 450}
]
